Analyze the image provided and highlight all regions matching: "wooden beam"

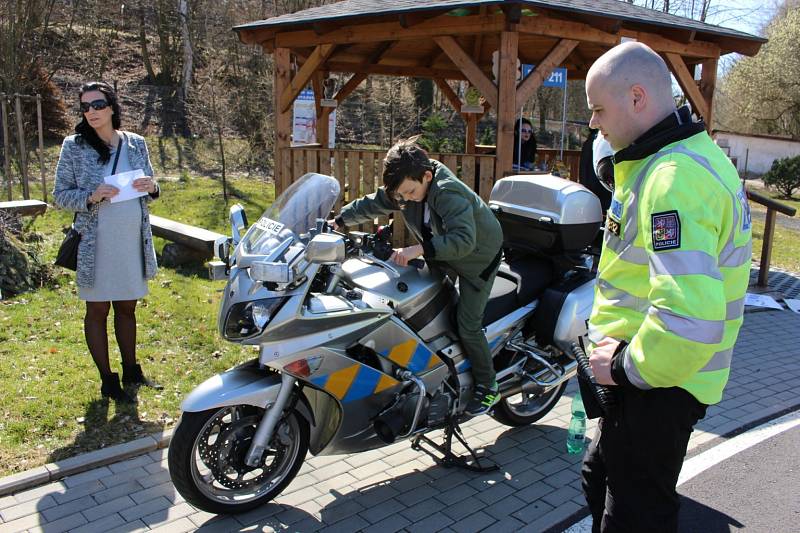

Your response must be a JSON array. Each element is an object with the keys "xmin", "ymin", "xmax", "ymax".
[
  {"xmin": 465, "ymin": 113, "xmax": 478, "ymax": 154},
  {"xmin": 700, "ymin": 57, "xmax": 718, "ymax": 131},
  {"xmin": 335, "ymin": 73, "xmax": 367, "ymax": 104},
  {"xmin": 313, "ymin": 21, "xmax": 341, "ymax": 36},
  {"xmin": 434, "ymin": 78, "xmax": 462, "ymax": 112},
  {"xmin": 280, "ymin": 43, "xmax": 336, "ymax": 113},
  {"xmin": 496, "ymin": 31, "xmax": 518, "ymax": 181},
  {"xmin": 312, "ymin": 71, "xmax": 324, "ymax": 118},
  {"xmin": 274, "ymin": 13, "xmax": 505, "ymax": 48},
  {"xmin": 517, "ymin": 15, "xmax": 619, "ymax": 47},
  {"xmin": 326, "ymin": 61, "xmax": 467, "ymax": 81},
  {"xmin": 663, "ymin": 52, "xmax": 709, "ymax": 122},
  {"xmin": 618, "ymin": 29, "xmax": 720, "ymax": 58},
  {"xmin": 399, "ymin": 12, "xmax": 432, "ymax": 28},
  {"xmin": 434, "ymin": 35, "xmax": 497, "ymax": 109},
  {"xmin": 714, "ymin": 36, "xmax": 763, "ymax": 57},
  {"xmin": 274, "ymin": 48, "xmax": 292, "ymax": 194},
  {"xmin": 516, "ymin": 39, "xmax": 578, "ymax": 105},
  {"xmin": 501, "ymin": 3, "xmax": 522, "ymax": 24}
]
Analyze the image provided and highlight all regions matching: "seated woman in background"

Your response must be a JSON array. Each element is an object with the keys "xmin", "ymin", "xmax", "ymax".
[{"xmin": 512, "ymin": 117, "xmax": 537, "ymax": 171}]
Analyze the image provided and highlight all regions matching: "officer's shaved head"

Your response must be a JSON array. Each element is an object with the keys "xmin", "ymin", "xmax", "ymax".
[{"xmin": 586, "ymin": 42, "xmax": 677, "ymax": 150}]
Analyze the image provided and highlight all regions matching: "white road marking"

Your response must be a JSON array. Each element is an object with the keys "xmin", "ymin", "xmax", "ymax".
[{"xmin": 562, "ymin": 409, "xmax": 800, "ymax": 532}]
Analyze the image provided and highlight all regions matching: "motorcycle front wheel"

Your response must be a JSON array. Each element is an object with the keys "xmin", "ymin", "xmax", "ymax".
[
  {"xmin": 491, "ymin": 381, "xmax": 567, "ymax": 427},
  {"xmin": 168, "ymin": 404, "xmax": 309, "ymax": 514}
]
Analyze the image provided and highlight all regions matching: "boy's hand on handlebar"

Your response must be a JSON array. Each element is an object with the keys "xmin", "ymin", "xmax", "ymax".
[
  {"xmin": 390, "ymin": 244, "xmax": 423, "ymax": 267},
  {"xmin": 327, "ymin": 219, "xmax": 340, "ymax": 231}
]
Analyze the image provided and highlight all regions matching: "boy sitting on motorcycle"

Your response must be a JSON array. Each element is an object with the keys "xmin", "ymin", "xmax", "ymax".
[{"xmin": 331, "ymin": 138, "xmax": 504, "ymax": 415}]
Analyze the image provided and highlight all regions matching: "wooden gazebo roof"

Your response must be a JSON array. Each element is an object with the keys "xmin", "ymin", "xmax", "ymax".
[{"xmin": 234, "ymin": 0, "xmax": 765, "ymax": 190}]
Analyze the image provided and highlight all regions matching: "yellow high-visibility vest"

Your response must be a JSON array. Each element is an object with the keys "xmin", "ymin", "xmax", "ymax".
[{"xmin": 589, "ymin": 131, "xmax": 752, "ymax": 405}]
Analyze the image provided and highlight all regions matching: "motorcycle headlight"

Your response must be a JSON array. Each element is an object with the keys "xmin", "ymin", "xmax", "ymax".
[{"xmin": 223, "ymin": 297, "xmax": 285, "ymax": 340}]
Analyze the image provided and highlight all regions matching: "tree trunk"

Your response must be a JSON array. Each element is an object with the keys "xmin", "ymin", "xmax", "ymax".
[
  {"xmin": 138, "ymin": 4, "xmax": 157, "ymax": 82},
  {"xmin": 209, "ymin": 85, "xmax": 228, "ymax": 202},
  {"xmin": 178, "ymin": 0, "xmax": 192, "ymax": 136},
  {"xmin": 179, "ymin": 0, "xmax": 192, "ymax": 98}
]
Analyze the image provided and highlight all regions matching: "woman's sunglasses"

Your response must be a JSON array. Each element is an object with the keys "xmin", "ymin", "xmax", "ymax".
[{"xmin": 80, "ymin": 99, "xmax": 110, "ymax": 113}]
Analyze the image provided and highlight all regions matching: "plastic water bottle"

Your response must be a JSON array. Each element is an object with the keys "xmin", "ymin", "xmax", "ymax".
[{"xmin": 566, "ymin": 390, "xmax": 587, "ymax": 455}]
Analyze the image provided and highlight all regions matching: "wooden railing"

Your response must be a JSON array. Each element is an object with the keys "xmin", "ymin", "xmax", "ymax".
[{"xmin": 746, "ymin": 189, "xmax": 797, "ymax": 287}]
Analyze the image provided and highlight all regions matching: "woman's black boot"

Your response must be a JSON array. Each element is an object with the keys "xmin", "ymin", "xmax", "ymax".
[
  {"xmin": 122, "ymin": 363, "xmax": 163, "ymax": 390},
  {"xmin": 100, "ymin": 372, "xmax": 135, "ymax": 403}
]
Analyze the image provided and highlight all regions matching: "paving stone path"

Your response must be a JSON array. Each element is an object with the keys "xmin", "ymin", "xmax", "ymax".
[{"xmin": 1, "ymin": 309, "xmax": 799, "ymax": 533}]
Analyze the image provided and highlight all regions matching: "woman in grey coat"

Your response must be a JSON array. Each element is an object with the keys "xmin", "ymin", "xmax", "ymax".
[{"xmin": 54, "ymin": 81, "xmax": 161, "ymax": 403}]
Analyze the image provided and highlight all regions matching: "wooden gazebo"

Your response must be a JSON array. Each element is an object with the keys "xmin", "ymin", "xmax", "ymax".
[{"xmin": 234, "ymin": 0, "xmax": 765, "ymax": 215}]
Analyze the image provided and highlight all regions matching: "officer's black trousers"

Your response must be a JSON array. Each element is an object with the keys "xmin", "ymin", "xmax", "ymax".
[{"xmin": 581, "ymin": 386, "xmax": 707, "ymax": 533}]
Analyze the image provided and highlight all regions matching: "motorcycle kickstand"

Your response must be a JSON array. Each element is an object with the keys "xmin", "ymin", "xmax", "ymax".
[{"xmin": 410, "ymin": 418, "xmax": 498, "ymax": 473}]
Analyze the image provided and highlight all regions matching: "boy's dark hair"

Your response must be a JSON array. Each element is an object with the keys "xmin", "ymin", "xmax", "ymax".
[{"xmin": 382, "ymin": 138, "xmax": 432, "ymax": 197}]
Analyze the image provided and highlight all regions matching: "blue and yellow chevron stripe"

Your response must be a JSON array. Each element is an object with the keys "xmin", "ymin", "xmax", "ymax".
[
  {"xmin": 310, "ymin": 364, "xmax": 399, "ymax": 403},
  {"xmin": 380, "ymin": 339, "xmax": 443, "ymax": 373}
]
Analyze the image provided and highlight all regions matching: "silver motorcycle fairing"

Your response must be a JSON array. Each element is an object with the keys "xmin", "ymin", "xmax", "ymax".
[{"xmin": 180, "ymin": 359, "xmax": 316, "ymax": 429}]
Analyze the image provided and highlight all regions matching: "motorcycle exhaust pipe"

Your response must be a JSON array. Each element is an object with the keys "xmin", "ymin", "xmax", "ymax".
[
  {"xmin": 374, "ymin": 405, "xmax": 408, "ymax": 444},
  {"xmin": 501, "ymin": 360, "xmax": 578, "ymax": 398}
]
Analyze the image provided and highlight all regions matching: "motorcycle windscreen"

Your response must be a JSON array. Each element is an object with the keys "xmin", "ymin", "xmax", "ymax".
[{"xmin": 239, "ymin": 173, "xmax": 341, "ymax": 256}]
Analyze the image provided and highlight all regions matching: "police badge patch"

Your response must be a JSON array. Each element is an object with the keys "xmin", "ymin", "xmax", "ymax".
[{"xmin": 651, "ymin": 211, "xmax": 681, "ymax": 250}]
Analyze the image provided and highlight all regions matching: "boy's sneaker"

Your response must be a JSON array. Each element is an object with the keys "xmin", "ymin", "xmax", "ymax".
[{"xmin": 465, "ymin": 382, "xmax": 500, "ymax": 416}]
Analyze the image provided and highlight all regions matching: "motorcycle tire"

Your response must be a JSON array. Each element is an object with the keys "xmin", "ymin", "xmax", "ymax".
[
  {"xmin": 491, "ymin": 381, "xmax": 567, "ymax": 427},
  {"xmin": 168, "ymin": 405, "xmax": 309, "ymax": 515}
]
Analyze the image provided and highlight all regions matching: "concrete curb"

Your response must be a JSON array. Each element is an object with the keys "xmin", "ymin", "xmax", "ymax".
[{"xmin": 0, "ymin": 428, "xmax": 174, "ymax": 497}]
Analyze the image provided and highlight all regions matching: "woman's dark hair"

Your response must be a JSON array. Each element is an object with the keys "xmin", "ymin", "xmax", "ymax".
[
  {"xmin": 513, "ymin": 117, "xmax": 537, "ymax": 169},
  {"xmin": 382, "ymin": 138, "xmax": 432, "ymax": 197},
  {"xmin": 75, "ymin": 81, "xmax": 121, "ymax": 164}
]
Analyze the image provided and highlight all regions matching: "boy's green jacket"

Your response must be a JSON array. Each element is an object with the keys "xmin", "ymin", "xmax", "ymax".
[{"xmin": 338, "ymin": 159, "xmax": 504, "ymax": 289}]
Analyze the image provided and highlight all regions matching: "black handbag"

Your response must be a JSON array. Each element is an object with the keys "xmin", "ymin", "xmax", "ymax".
[
  {"xmin": 54, "ymin": 217, "xmax": 80, "ymax": 271},
  {"xmin": 55, "ymin": 137, "xmax": 123, "ymax": 271}
]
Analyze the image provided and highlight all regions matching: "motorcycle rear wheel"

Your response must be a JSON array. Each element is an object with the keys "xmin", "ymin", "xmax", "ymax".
[
  {"xmin": 491, "ymin": 381, "xmax": 567, "ymax": 427},
  {"xmin": 168, "ymin": 404, "xmax": 309, "ymax": 514}
]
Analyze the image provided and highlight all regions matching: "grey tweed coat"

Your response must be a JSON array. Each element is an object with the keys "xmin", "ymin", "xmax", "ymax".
[{"xmin": 53, "ymin": 131, "xmax": 159, "ymax": 288}]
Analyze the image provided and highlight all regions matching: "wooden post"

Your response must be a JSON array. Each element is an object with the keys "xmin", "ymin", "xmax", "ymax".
[
  {"xmin": 36, "ymin": 94, "xmax": 46, "ymax": 202},
  {"xmin": 465, "ymin": 113, "xmax": 477, "ymax": 154},
  {"xmin": 14, "ymin": 94, "xmax": 29, "ymax": 199},
  {"xmin": 700, "ymin": 57, "xmax": 718, "ymax": 131},
  {"xmin": 758, "ymin": 208, "xmax": 776, "ymax": 287},
  {"xmin": 495, "ymin": 31, "xmax": 518, "ymax": 181},
  {"xmin": 1, "ymin": 95, "xmax": 11, "ymax": 200},
  {"xmin": 274, "ymin": 48, "xmax": 292, "ymax": 195}
]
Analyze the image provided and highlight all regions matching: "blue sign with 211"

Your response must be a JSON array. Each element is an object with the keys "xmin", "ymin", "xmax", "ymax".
[{"xmin": 521, "ymin": 65, "xmax": 567, "ymax": 89}]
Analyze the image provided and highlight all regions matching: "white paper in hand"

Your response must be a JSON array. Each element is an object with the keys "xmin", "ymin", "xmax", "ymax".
[{"xmin": 104, "ymin": 169, "xmax": 148, "ymax": 203}]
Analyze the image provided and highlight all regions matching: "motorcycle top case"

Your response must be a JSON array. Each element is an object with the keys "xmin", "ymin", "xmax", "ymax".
[{"xmin": 489, "ymin": 174, "xmax": 602, "ymax": 254}]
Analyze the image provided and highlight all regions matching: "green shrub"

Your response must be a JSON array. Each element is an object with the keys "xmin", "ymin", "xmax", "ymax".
[{"xmin": 763, "ymin": 155, "xmax": 800, "ymax": 198}]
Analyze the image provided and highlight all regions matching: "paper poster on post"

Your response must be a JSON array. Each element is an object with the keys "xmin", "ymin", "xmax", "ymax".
[
  {"xmin": 292, "ymin": 88, "xmax": 336, "ymax": 148},
  {"xmin": 104, "ymin": 168, "xmax": 148, "ymax": 203}
]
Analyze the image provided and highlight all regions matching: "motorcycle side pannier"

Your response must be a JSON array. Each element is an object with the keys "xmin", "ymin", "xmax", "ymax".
[{"xmin": 489, "ymin": 174, "xmax": 603, "ymax": 254}]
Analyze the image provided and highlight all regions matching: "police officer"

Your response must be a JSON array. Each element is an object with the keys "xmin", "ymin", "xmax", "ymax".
[{"xmin": 582, "ymin": 42, "xmax": 753, "ymax": 532}]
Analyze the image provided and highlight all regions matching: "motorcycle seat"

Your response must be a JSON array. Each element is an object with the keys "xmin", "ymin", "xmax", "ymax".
[{"xmin": 481, "ymin": 256, "xmax": 554, "ymax": 327}]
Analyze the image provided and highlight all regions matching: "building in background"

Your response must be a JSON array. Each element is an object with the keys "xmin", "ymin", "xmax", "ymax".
[{"xmin": 713, "ymin": 130, "xmax": 800, "ymax": 177}]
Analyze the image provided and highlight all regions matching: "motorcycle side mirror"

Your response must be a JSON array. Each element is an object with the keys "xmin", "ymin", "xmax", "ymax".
[
  {"xmin": 229, "ymin": 204, "xmax": 248, "ymax": 246},
  {"xmin": 214, "ymin": 236, "xmax": 230, "ymax": 263},
  {"xmin": 305, "ymin": 234, "xmax": 345, "ymax": 264},
  {"xmin": 250, "ymin": 261, "xmax": 292, "ymax": 283}
]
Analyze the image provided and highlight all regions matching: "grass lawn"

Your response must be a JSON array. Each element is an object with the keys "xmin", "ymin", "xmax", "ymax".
[
  {"xmin": 0, "ymin": 175, "xmax": 273, "ymax": 476},
  {"xmin": 748, "ymin": 191, "xmax": 800, "ymax": 274}
]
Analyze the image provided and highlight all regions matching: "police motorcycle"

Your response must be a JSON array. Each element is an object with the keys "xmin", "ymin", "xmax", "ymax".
[{"xmin": 168, "ymin": 171, "xmax": 604, "ymax": 514}]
